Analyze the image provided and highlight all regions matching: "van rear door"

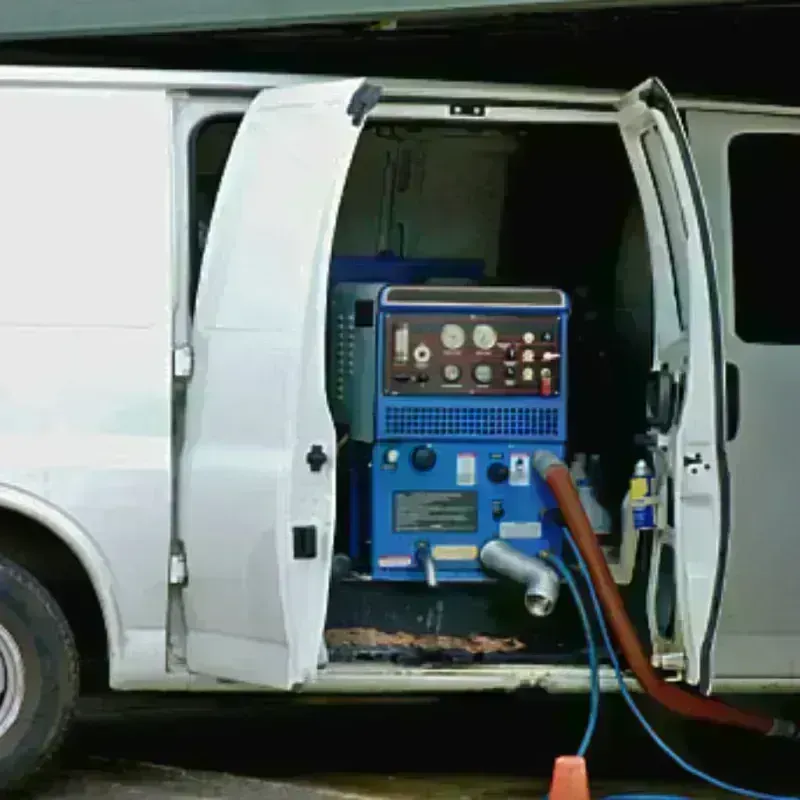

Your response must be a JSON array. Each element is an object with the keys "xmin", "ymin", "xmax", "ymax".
[
  {"xmin": 178, "ymin": 78, "xmax": 378, "ymax": 688},
  {"xmin": 617, "ymin": 79, "xmax": 728, "ymax": 692}
]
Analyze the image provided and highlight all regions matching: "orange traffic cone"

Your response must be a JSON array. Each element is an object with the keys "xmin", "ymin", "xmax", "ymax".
[{"xmin": 548, "ymin": 755, "xmax": 591, "ymax": 800}]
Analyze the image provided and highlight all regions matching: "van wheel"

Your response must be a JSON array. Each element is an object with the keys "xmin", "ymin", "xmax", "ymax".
[{"xmin": 0, "ymin": 557, "xmax": 79, "ymax": 789}]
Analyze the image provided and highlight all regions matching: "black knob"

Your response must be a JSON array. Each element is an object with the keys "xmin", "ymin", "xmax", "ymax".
[
  {"xmin": 305, "ymin": 444, "xmax": 328, "ymax": 473},
  {"xmin": 487, "ymin": 462, "xmax": 509, "ymax": 484},
  {"xmin": 410, "ymin": 446, "xmax": 437, "ymax": 472},
  {"xmin": 505, "ymin": 345, "xmax": 517, "ymax": 360}
]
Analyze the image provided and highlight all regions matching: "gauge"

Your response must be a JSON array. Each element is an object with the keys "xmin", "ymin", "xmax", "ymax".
[
  {"xmin": 472, "ymin": 324, "xmax": 498, "ymax": 351},
  {"xmin": 473, "ymin": 363, "xmax": 493, "ymax": 384},
  {"xmin": 440, "ymin": 323, "xmax": 466, "ymax": 350},
  {"xmin": 442, "ymin": 364, "xmax": 461, "ymax": 383}
]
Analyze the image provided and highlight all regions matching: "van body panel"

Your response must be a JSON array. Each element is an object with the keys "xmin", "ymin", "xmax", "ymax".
[
  {"xmin": 0, "ymin": 84, "xmax": 174, "ymax": 682},
  {"xmin": 178, "ymin": 79, "xmax": 369, "ymax": 688},
  {"xmin": 686, "ymin": 109, "xmax": 800, "ymax": 680}
]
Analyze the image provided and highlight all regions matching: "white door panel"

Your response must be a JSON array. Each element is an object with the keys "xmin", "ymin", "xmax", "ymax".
[
  {"xmin": 686, "ymin": 110, "xmax": 800, "ymax": 679},
  {"xmin": 178, "ymin": 78, "xmax": 379, "ymax": 688},
  {"xmin": 617, "ymin": 80, "xmax": 728, "ymax": 691}
]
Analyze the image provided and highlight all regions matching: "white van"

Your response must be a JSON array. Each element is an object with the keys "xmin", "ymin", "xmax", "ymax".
[{"xmin": 0, "ymin": 64, "xmax": 796, "ymax": 785}]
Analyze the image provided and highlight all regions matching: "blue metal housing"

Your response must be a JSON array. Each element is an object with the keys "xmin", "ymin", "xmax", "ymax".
[{"xmin": 367, "ymin": 285, "xmax": 570, "ymax": 583}]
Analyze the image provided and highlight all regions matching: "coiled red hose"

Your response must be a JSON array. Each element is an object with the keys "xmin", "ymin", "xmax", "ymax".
[{"xmin": 536, "ymin": 455, "xmax": 785, "ymax": 737}]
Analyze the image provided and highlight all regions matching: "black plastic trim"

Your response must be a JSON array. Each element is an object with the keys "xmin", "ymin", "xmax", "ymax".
[{"xmin": 347, "ymin": 81, "xmax": 382, "ymax": 126}]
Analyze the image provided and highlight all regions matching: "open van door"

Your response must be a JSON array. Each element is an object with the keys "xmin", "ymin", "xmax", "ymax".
[
  {"xmin": 616, "ymin": 79, "xmax": 728, "ymax": 692},
  {"xmin": 178, "ymin": 78, "xmax": 380, "ymax": 688}
]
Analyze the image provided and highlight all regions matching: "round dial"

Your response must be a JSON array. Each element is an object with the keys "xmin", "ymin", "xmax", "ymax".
[
  {"xmin": 473, "ymin": 363, "xmax": 493, "ymax": 385},
  {"xmin": 442, "ymin": 364, "xmax": 461, "ymax": 383},
  {"xmin": 472, "ymin": 324, "xmax": 498, "ymax": 351},
  {"xmin": 440, "ymin": 323, "xmax": 466, "ymax": 350}
]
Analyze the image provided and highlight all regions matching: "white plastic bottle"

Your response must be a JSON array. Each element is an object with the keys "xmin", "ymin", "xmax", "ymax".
[{"xmin": 570, "ymin": 453, "xmax": 612, "ymax": 535}]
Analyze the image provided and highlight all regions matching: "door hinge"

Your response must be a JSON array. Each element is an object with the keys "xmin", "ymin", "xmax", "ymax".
[
  {"xmin": 173, "ymin": 344, "xmax": 194, "ymax": 379},
  {"xmin": 169, "ymin": 548, "xmax": 188, "ymax": 586},
  {"xmin": 651, "ymin": 651, "xmax": 686, "ymax": 673}
]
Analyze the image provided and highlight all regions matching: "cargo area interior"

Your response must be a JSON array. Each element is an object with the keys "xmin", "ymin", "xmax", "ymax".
[{"xmin": 191, "ymin": 114, "xmax": 654, "ymax": 669}]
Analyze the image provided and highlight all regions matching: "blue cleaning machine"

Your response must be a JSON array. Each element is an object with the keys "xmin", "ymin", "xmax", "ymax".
[{"xmin": 363, "ymin": 284, "xmax": 570, "ymax": 583}]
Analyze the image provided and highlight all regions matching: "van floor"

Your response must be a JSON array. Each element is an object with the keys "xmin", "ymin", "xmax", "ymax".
[{"xmin": 324, "ymin": 581, "xmax": 604, "ymax": 667}]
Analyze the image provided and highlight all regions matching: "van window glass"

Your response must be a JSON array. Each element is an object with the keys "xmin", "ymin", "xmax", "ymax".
[
  {"xmin": 641, "ymin": 128, "xmax": 688, "ymax": 333},
  {"xmin": 189, "ymin": 115, "xmax": 243, "ymax": 314},
  {"xmin": 729, "ymin": 132, "xmax": 800, "ymax": 344}
]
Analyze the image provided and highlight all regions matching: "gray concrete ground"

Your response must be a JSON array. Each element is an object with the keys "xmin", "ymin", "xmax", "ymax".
[{"xmin": 28, "ymin": 694, "xmax": 793, "ymax": 799}]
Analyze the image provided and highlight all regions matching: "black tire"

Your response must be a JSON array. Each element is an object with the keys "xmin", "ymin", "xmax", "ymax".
[{"xmin": 0, "ymin": 556, "xmax": 79, "ymax": 790}]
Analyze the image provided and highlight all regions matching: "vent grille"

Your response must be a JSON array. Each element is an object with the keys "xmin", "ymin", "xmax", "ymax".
[{"xmin": 382, "ymin": 405, "xmax": 561, "ymax": 439}]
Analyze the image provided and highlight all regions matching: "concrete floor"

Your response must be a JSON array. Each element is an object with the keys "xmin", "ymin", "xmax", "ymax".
[{"xmin": 31, "ymin": 694, "xmax": 794, "ymax": 799}]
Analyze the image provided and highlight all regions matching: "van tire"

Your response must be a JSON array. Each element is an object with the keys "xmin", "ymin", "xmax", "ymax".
[{"xmin": 0, "ymin": 556, "xmax": 79, "ymax": 790}]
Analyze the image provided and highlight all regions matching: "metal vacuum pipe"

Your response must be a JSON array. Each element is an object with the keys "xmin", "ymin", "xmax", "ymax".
[
  {"xmin": 532, "ymin": 449, "xmax": 796, "ymax": 739},
  {"xmin": 480, "ymin": 539, "xmax": 560, "ymax": 617}
]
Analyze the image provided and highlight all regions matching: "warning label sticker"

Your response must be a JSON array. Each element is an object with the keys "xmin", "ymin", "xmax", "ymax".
[
  {"xmin": 499, "ymin": 521, "xmax": 542, "ymax": 540},
  {"xmin": 432, "ymin": 544, "xmax": 479, "ymax": 561},
  {"xmin": 378, "ymin": 555, "xmax": 414, "ymax": 568},
  {"xmin": 456, "ymin": 453, "xmax": 477, "ymax": 486},
  {"xmin": 508, "ymin": 453, "xmax": 531, "ymax": 487}
]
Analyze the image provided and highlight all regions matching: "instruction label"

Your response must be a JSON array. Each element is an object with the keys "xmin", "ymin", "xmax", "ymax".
[
  {"xmin": 456, "ymin": 452, "xmax": 477, "ymax": 486},
  {"xmin": 508, "ymin": 453, "xmax": 531, "ymax": 487},
  {"xmin": 393, "ymin": 491, "xmax": 478, "ymax": 533}
]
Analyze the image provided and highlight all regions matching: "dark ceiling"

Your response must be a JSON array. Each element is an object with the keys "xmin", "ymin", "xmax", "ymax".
[{"xmin": 1, "ymin": 2, "xmax": 799, "ymax": 105}]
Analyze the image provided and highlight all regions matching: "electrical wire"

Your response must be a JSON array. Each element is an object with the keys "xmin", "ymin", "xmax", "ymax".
[{"xmin": 543, "ymin": 533, "xmax": 799, "ymax": 800}]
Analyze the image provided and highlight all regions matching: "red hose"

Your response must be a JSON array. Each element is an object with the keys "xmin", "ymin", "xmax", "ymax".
[{"xmin": 540, "ymin": 459, "xmax": 777, "ymax": 735}]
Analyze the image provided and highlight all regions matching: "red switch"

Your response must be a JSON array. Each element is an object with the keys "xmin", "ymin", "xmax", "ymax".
[{"xmin": 540, "ymin": 368, "xmax": 552, "ymax": 397}]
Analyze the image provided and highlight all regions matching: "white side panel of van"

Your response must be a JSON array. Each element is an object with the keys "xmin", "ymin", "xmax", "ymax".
[
  {"xmin": 179, "ymin": 79, "xmax": 377, "ymax": 688},
  {"xmin": 686, "ymin": 110, "xmax": 800, "ymax": 680},
  {"xmin": 0, "ymin": 86, "xmax": 174, "ymax": 677},
  {"xmin": 617, "ymin": 80, "xmax": 727, "ymax": 691}
]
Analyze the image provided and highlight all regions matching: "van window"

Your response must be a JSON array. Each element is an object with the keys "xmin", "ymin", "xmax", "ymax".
[
  {"xmin": 729, "ymin": 132, "xmax": 800, "ymax": 344},
  {"xmin": 189, "ymin": 115, "xmax": 242, "ymax": 314}
]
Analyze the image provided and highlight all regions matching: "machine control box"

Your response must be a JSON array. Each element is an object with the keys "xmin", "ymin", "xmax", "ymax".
[
  {"xmin": 371, "ymin": 441, "xmax": 565, "ymax": 581},
  {"xmin": 366, "ymin": 284, "xmax": 570, "ymax": 583}
]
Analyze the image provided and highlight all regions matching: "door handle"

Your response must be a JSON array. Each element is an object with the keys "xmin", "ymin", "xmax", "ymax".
[{"xmin": 725, "ymin": 362, "xmax": 740, "ymax": 443}]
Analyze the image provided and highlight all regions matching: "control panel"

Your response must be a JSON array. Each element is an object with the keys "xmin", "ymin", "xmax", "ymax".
[
  {"xmin": 370, "ymin": 441, "xmax": 565, "ymax": 582},
  {"xmin": 383, "ymin": 313, "xmax": 562, "ymax": 397}
]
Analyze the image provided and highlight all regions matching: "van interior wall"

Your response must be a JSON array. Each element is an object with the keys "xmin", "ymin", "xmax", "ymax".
[
  {"xmin": 324, "ymin": 120, "xmax": 653, "ymax": 665},
  {"xmin": 331, "ymin": 121, "xmax": 647, "ymax": 514}
]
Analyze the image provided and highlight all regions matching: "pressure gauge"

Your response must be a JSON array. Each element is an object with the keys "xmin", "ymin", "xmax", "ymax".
[
  {"xmin": 472, "ymin": 324, "xmax": 498, "ymax": 351},
  {"xmin": 440, "ymin": 323, "xmax": 466, "ymax": 350},
  {"xmin": 442, "ymin": 364, "xmax": 461, "ymax": 383},
  {"xmin": 473, "ymin": 363, "xmax": 493, "ymax": 385}
]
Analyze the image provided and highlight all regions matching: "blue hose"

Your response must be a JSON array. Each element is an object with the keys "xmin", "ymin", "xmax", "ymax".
[{"xmin": 542, "ymin": 531, "xmax": 799, "ymax": 800}]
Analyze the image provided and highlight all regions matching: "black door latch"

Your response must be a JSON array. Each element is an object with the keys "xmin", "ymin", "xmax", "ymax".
[{"xmin": 305, "ymin": 444, "xmax": 328, "ymax": 473}]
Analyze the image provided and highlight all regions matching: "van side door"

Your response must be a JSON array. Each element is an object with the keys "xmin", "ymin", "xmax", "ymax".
[
  {"xmin": 686, "ymin": 110, "xmax": 800, "ymax": 682},
  {"xmin": 177, "ymin": 78, "xmax": 377, "ymax": 688},
  {"xmin": 617, "ymin": 79, "xmax": 728, "ymax": 692}
]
